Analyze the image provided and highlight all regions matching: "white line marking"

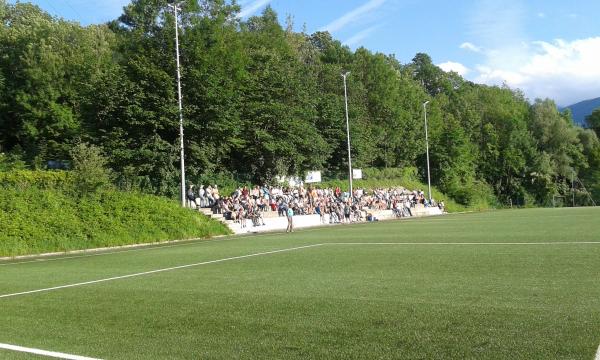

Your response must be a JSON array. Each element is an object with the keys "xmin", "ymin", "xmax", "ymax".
[
  {"xmin": 595, "ymin": 344, "xmax": 600, "ymax": 360},
  {"xmin": 328, "ymin": 242, "xmax": 600, "ymax": 246},
  {"xmin": 0, "ymin": 231, "xmax": 283, "ymax": 266},
  {"xmin": 0, "ymin": 244, "xmax": 191, "ymax": 266},
  {"xmin": 0, "ymin": 244, "xmax": 323, "ymax": 299},
  {"xmin": 0, "ymin": 224, "xmax": 330, "ymax": 267},
  {"xmin": 0, "ymin": 342, "xmax": 101, "ymax": 360},
  {"xmin": 2, "ymin": 241, "xmax": 599, "ymax": 299}
]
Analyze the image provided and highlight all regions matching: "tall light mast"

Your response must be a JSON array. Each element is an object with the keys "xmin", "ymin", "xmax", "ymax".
[{"xmin": 168, "ymin": 3, "xmax": 186, "ymax": 207}]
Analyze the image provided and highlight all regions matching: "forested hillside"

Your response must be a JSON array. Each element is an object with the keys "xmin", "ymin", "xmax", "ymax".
[
  {"xmin": 1, "ymin": 0, "xmax": 599, "ymax": 207},
  {"xmin": 563, "ymin": 97, "xmax": 600, "ymax": 127}
]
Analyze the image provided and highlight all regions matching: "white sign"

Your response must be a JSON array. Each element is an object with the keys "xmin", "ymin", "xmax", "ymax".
[
  {"xmin": 305, "ymin": 171, "xmax": 322, "ymax": 183},
  {"xmin": 352, "ymin": 169, "xmax": 363, "ymax": 179}
]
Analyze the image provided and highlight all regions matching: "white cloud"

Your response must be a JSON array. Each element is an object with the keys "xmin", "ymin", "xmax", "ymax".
[
  {"xmin": 438, "ymin": 61, "xmax": 470, "ymax": 77},
  {"xmin": 320, "ymin": 0, "xmax": 387, "ymax": 33},
  {"xmin": 460, "ymin": 42, "xmax": 482, "ymax": 53},
  {"xmin": 460, "ymin": 1, "xmax": 600, "ymax": 105},
  {"xmin": 343, "ymin": 25, "xmax": 381, "ymax": 47},
  {"xmin": 471, "ymin": 37, "xmax": 600, "ymax": 106},
  {"xmin": 237, "ymin": 0, "xmax": 272, "ymax": 18}
]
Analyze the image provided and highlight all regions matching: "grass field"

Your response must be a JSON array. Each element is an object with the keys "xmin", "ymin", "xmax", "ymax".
[{"xmin": 1, "ymin": 208, "xmax": 600, "ymax": 359}]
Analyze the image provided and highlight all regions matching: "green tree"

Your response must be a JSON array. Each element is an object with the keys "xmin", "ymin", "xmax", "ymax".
[
  {"xmin": 181, "ymin": 0, "xmax": 247, "ymax": 179},
  {"xmin": 527, "ymin": 99, "xmax": 585, "ymax": 204},
  {"xmin": 234, "ymin": 7, "xmax": 328, "ymax": 182},
  {"xmin": 0, "ymin": 2, "xmax": 115, "ymax": 164},
  {"xmin": 69, "ymin": 142, "xmax": 112, "ymax": 194},
  {"xmin": 586, "ymin": 108, "xmax": 600, "ymax": 137}
]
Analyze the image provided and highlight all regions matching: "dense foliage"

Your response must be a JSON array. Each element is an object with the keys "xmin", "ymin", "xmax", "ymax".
[
  {"xmin": 0, "ymin": 171, "xmax": 230, "ymax": 257},
  {"xmin": 1, "ymin": 0, "xmax": 599, "ymax": 207}
]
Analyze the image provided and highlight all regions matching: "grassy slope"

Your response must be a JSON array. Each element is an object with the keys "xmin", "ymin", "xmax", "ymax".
[
  {"xmin": 0, "ymin": 188, "xmax": 230, "ymax": 257},
  {"xmin": 1, "ymin": 208, "xmax": 599, "ymax": 359}
]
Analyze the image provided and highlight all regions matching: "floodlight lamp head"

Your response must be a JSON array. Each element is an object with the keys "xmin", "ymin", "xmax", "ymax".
[
  {"xmin": 342, "ymin": 71, "xmax": 351, "ymax": 78},
  {"xmin": 424, "ymin": 100, "xmax": 430, "ymax": 106}
]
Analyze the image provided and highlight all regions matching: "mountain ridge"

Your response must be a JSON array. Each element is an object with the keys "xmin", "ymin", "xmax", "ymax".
[{"xmin": 562, "ymin": 97, "xmax": 600, "ymax": 126}]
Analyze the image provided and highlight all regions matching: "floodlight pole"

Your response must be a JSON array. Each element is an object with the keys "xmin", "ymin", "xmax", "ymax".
[
  {"xmin": 169, "ymin": 3, "xmax": 186, "ymax": 207},
  {"xmin": 423, "ymin": 101, "xmax": 432, "ymax": 203},
  {"xmin": 342, "ymin": 72, "xmax": 353, "ymax": 200}
]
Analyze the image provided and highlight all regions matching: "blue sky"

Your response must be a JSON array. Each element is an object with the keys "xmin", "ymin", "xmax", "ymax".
[{"xmin": 12, "ymin": 0, "xmax": 600, "ymax": 106}]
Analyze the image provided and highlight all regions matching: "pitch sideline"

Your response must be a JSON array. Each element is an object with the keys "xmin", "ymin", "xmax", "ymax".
[
  {"xmin": 328, "ymin": 242, "xmax": 600, "ymax": 246},
  {"xmin": 0, "ymin": 342, "xmax": 101, "ymax": 360},
  {"xmin": 0, "ymin": 230, "xmax": 290, "ymax": 267},
  {"xmin": 0, "ymin": 225, "xmax": 335, "ymax": 267},
  {"xmin": 0, "ymin": 244, "xmax": 324, "ymax": 299}
]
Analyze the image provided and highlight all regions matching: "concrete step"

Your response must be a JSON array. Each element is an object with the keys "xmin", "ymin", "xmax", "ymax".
[
  {"xmin": 199, "ymin": 208, "xmax": 213, "ymax": 215},
  {"xmin": 262, "ymin": 211, "xmax": 281, "ymax": 218},
  {"xmin": 411, "ymin": 206, "xmax": 443, "ymax": 217}
]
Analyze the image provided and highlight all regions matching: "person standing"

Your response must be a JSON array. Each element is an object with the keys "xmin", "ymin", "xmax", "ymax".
[
  {"xmin": 286, "ymin": 206, "xmax": 294, "ymax": 233},
  {"xmin": 187, "ymin": 185, "xmax": 196, "ymax": 208},
  {"xmin": 344, "ymin": 202, "xmax": 351, "ymax": 223}
]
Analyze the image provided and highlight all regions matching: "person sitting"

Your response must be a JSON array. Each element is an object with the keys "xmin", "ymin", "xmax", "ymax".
[
  {"xmin": 254, "ymin": 206, "xmax": 265, "ymax": 226},
  {"xmin": 213, "ymin": 198, "xmax": 223, "ymax": 214},
  {"xmin": 366, "ymin": 212, "xmax": 378, "ymax": 222},
  {"xmin": 222, "ymin": 200, "xmax": 233, "ymax": 220},
  {"xmin": 258, "ymin": 197, "xmax": 268, "ymax": 212},
  {"xmin": 278, "ymin": 200, "xmax": 286, "ymax": 217}
]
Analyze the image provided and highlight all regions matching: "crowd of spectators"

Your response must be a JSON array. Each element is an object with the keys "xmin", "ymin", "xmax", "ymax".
[{"xmin": 187, "ymin": 184, "xmax": 445, "ymax": 227}]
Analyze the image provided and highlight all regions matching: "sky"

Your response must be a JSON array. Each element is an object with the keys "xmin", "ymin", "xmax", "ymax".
[{"xmin": 12, "ymin": 0, "xmax": 600, "ymax": 106}]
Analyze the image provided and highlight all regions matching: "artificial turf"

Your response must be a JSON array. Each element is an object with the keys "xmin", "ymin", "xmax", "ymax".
[{"xmin": 1, "ymin": 208, "xmax": 599, "ymax": 359}]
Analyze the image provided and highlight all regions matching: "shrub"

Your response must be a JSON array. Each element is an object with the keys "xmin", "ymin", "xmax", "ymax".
[
  {"xmin": 0, "ymin": 187, "xmax": 231, "ymax": 257},
  {"xmin": 0, "ymin": 170, "xmax": 73, "ymax": 189},
  {"xmin": 443, "ymin": 180, "xmax": 496, "ymax": 210},
  {"xmin": 69, "ymin": 142, "xmax": 112, "ymax": 194},
  {"xmin": 0, "ymin": 152, "xmax": 27, "ymax": 171}
]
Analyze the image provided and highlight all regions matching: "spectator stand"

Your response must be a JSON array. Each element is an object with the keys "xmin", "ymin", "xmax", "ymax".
[{"xmin": 189, "ymin": 184, "xmax": 444, "ymax": 234}]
